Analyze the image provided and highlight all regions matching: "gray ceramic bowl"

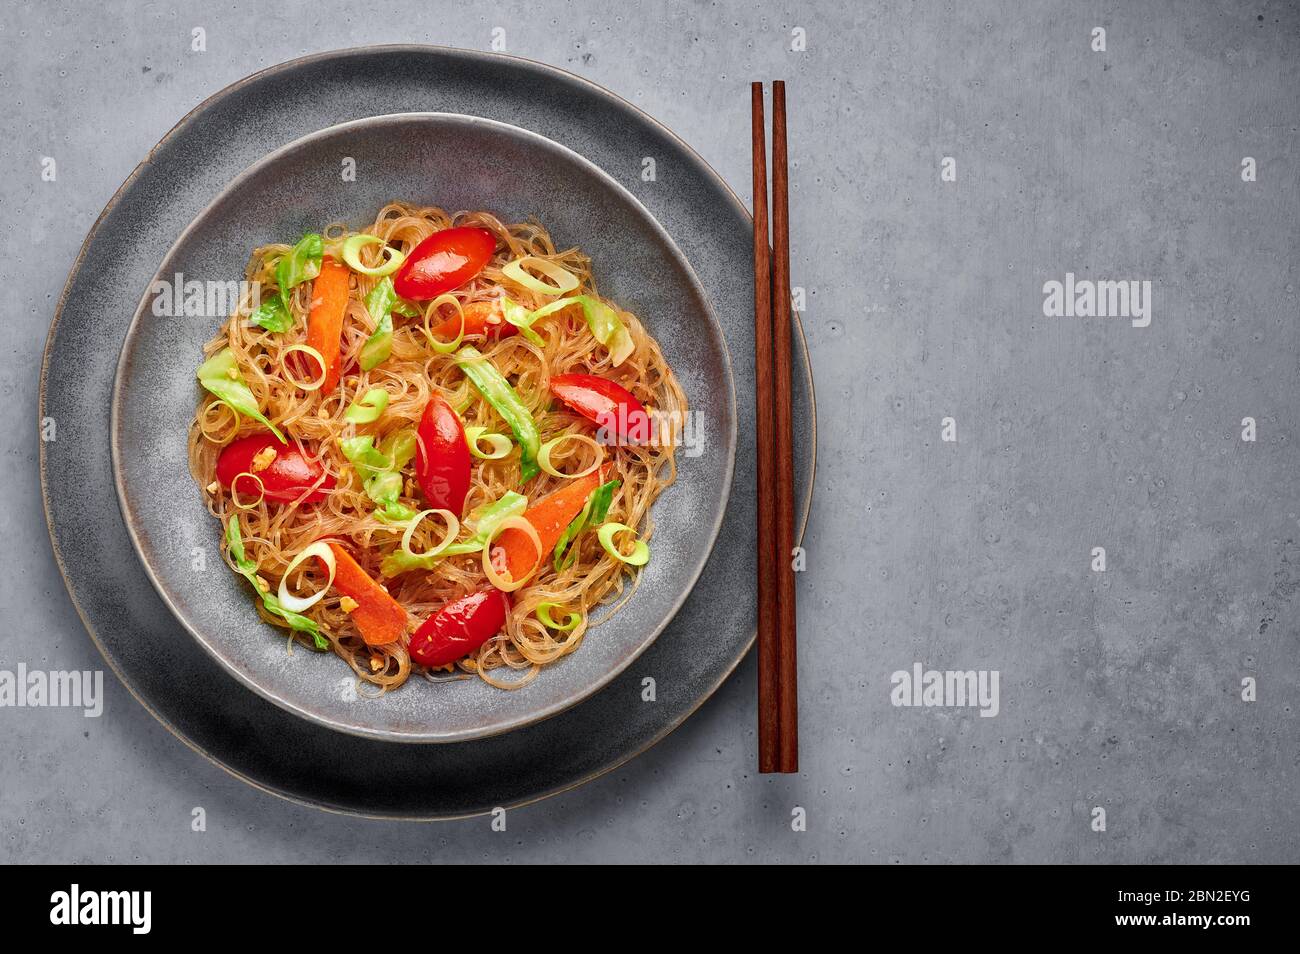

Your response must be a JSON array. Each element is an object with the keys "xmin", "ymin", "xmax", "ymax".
[{"xmin": 111, "ymin": 112, "xmax": 736, "ymax": 743}]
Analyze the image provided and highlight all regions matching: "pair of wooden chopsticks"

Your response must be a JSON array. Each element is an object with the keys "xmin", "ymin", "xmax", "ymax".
[{"xmin": 752, "ymin": 81, "xmax": 798, "ymax": 774}]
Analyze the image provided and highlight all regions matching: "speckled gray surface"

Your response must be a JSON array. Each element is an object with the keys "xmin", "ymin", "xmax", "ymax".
[{"xmin": 6, "ymin": 1, "xmax": 1300, "ymax": 862}]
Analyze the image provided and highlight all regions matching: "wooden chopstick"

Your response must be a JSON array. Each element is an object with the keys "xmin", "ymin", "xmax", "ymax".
[
  {"xmin": 770, "ymin": 80, "xmax": 799, "ymax": 772},
  {"xmin": 753, "ymin": 81, "xmax": 798, "ymax": 773},
  {"xmin": 751, "ymin": 82, "xmax": 780, "ymax": 774}
]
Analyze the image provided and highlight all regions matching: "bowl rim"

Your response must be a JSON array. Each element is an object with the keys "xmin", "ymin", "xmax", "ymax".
[{"xmin": 108, "ymin": 109, "xmax": 738, "ymax": 744}]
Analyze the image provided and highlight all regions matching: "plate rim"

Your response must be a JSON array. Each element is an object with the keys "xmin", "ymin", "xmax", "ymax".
[
  {"xmin": 108, "ymin": 109, "xmax": 739, "ymax": 744},
  {"xmin": 40, "ymin": 44, "xmax": 819, "ymax": 818}
]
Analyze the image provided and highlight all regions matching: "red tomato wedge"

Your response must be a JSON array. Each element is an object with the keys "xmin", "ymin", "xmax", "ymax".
[
  {"xmin": 415, "ymin": 393, "xmax": 471, "ymax": 516},
  {"xmin": 216, "ymin": 433, "xmax": 335, "ymax": 503},
  {"xmin": 409, "ymin": 588, "xmax": 511, "ymax": 667},
  {"xmin": 318, "ymin": 543, "xmax": 408, "ymax": 646},
  {"xmin": 393, "ymin": 226, "xmax": 496, "ymax": 300},
  {"xmin": 305, "ymin": 258, "xmax": 351, "ymax": 393},
  {"xmin": 548, "ymin": 373, "xmax": 651, "ymax": 444},
  {"xmin": 491, "ymin": 462, "xmax": 613, "ymax": 586}
]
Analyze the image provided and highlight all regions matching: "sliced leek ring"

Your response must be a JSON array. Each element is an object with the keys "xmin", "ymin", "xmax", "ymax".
[
  {"xmin": 482, "ymin": 515, "xmax": 543, "ymax": 592},
  {"xmin": 230, "ymin": 472, "xmax": 266, "ymax": 509},
  {"xmin": 278, "ymin": 540, "xmax": 337, "ymax": 612},
  {"xmin": 536, "ymin": 602, "xmax": 581, "ymax": 632},
  {"xmin": 465, "ymin": 426, "xmax": 512, "ymax": 460},
  {"xmin": 423, "ymin": 294, "xmax": 466, "ymax": 354},
  {"xmin": 538, "ymin": 432, "xmax": 603, "ymax": 479},
  {"xmin": 597, "ymin": 522, "xmax": 650, "ymax": 567},
  {"xmin": 281, "ymin": 343, "xmax": 328, "ymax": 391},
  {"xmin": 401, "ymin": 508, "xmax": 461, "ymax": 559},
  {"xmin": 342, "ymin": 234, "xmax": 405, "ymax": 277},
  {"xmin": 501, "ymin": 256, "xmax": 579, "ymax": 296}
]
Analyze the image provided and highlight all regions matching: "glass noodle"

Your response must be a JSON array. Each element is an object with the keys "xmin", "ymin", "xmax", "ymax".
[{"xmin": 188, "ymin": 203, "xmax": 686, "ymax": 691}]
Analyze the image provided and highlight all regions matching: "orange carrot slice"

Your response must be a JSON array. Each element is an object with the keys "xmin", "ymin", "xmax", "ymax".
[
  {"xmin": 492, "ymin": 463, "xmax": 613, "ymax": 585},
  {"xmin": 306, "ymin": 259, "xmax": 351, "ymax": 392},
  {"xmin": 319, "ymin": 542, "xmax": 408, "ymax": 646},
  {"xmin": 428, "ymin": 299, "xmax": 516, "ymax": 342}
]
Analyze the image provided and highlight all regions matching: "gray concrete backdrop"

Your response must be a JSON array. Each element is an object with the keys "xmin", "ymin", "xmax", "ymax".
[{"xmin": 4, "ymin": 0, "xmax": 1299, "ymax": 863}]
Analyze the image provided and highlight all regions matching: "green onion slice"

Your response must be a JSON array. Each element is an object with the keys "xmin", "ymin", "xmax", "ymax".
[
  {"xmin": 482, "ymin": 515, "xmax": 543, "ymax": 592},
  {"xmin": 230, "ymin": 472, "xmax": 266, "ymax": 510},
  {"xmin": 279, "ymin": 343, "xmax": 328, "ymax": 392},
  {"xmin": 538, "ymin": 432, "xmax": 603, "ymax": 479},
  {"xmin": 275, "ymin": 233, "xmax": 323, "ymax": 298},
  {"xmin": 597, "ymin": 521, "xmax": 650, "ymax": 567},
  {"xmin": 344, "ymin": 388, "xmax": 390, "ymax": 424},
  {"xmin": 342, "ymin": 234, "xmax": 405, "ymax": 277},
  {"xmin": 225, "ymin": 515, "xmax": 329, "ymax": 650},
  {"xmin": 536, "ymin": 602, "xmax": 581, "ymax": 632},
  {"xmin": 510, "ymin": 294, "xmax": 634, "ymax": 367},
  {"xmin": 379, "ymin": 491, "xmax": 527, "ymax": 576},
  {"xmin": 196, "ymin": 348, "xmax": 285, "ymax": 443},
  {"xmin": 464, "ymin": 426, "xmax": 512, "ymax": 460},
  {"xmin": 277, "ymin": 540, "xmax": 336, "ymax": 613},
  {"xmin": 455, "ymin": 345, "xmax": 541, "ymax": 481},
  {"xmin": 423, "ymin": 294, "xmax": 467, "ymax": 354},
  {"xmin": 400, "ymin": 508, "xmax": 460, "ymax": 559},
  {"xmin": 502, "ymin": 256, "xmax": 579, "ymax": 296}
]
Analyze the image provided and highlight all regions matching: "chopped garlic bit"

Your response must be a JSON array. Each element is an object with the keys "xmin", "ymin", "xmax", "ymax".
[
  {"xmin": 206, "ymin": 481, "xmax": 220, "ymax": 494},
  {"xmin": 339, "ymin": 596, "xmax": 359, "ymax": 613},
  {"xmin": 369, "ymin": 655, "xmax": 384, "ymax": 672},
  {"xmin": 250, "ymin": 446, "xmax": 278, "ymax": 472},
  {"xmin": 226, "ymin": 367, "xmax": 240, "ymax": 380},
  {"xmin": 254, "ymin": 575, "xmax": 270, "ymax": 592}
]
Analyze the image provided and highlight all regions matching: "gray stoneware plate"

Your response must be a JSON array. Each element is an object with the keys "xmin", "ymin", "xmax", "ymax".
[
  {"xmin": 110, "ymin": 112, "xmax": 737, "ymax": 743},
  {"xmin": 41, "ymin": 46, "xmax": 815, "ymax": 817}
]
